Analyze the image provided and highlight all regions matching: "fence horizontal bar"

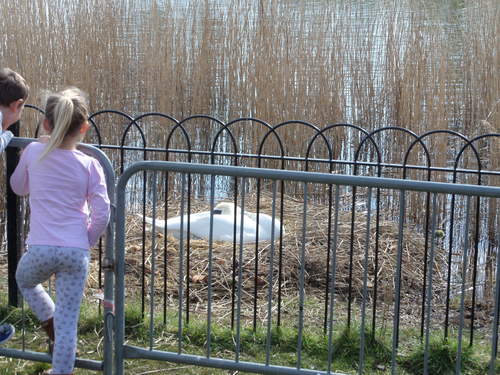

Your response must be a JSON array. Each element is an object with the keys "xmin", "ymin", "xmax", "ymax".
[
  {"xmin": 9, "ymin": 138, "xmax": 499, "ymax": 178},
  {"xmin": 96, "ymin": 143, "xmax": 500, "ymax": 177},
  {"xmin": 119, "ymin": 161, "xmax": 500, "ymax": 198},
  {"xmin": 0, "ymin": 348, "xmax": 103, "ymax": 371},
  {"xmin": 123, "ymin": 345, "xmax": 346, "ymax": 375}
]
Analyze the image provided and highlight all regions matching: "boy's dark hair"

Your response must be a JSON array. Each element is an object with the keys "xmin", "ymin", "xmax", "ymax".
[{"xmin": 0, "ymin": 68, "xmax": 29, "ymax": 106}]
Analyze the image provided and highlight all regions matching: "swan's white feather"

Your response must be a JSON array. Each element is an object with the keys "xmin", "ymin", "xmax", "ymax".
[{"xmin": 140, "ymin": 202, "xmax": 283, "ymax": 243}]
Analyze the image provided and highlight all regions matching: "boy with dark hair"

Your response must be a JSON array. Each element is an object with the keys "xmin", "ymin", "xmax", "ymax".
[
  {"xmin": 0, "ymin": 68, "xmax": 29, "ymax": 150},
  {"xmin": 0, "ymin": 67, "xmax": 29, "ymax": 344}
]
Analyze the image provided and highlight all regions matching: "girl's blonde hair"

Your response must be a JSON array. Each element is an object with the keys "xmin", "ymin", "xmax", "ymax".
[{"xmin": 39, "ymin": 87, "xmax": 89, "ymax": 160}]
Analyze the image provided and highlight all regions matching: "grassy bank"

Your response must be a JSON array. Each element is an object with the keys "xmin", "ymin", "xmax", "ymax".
[{"xmin": 0, "ymin": 297, "xmax": 496, "ymax": 375}]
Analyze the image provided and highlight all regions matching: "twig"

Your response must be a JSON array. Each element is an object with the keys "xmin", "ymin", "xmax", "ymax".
[
  {"xmin": 485, "ymin": 98, "xmax": 500, "ymax": 121},
  {"xmin": 136, "ymin": 366, "xmax": 192, "ymax": 374}
]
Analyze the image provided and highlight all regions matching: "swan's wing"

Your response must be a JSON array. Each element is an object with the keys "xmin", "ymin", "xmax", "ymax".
[
  {"xmin": 207, "ymin": 215, "xmax": 247, "ymax": 241},
  {"xmin": 165, "ymin": 211, "xmax": 210, "ymax": 231},
  {"xmin": 243, "ymin": 211, "xmax": 257, "ymax": 220},
  {"xmin": 235, "ymin": 216, "xmax": 259, "ymax": 243},
  {"xmin": 165, "ymin": 212, "xmax": 234, "ymax": 241},
  {"xmin": 252, "ymin": 213, "xmax": 282, "ymax": 241},
  {"xmin": 187, "ymin": 214, "xmax": 259, "ymax": 242}
]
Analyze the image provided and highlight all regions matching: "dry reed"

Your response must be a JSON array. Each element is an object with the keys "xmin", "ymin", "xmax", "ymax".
[
  {"xmin": 0, "ymin": 0, "xmax": 497, "ymax": 183},
  {"xmin": 0, "ymin": 1, "xmax": 497, "ymax": 134}
]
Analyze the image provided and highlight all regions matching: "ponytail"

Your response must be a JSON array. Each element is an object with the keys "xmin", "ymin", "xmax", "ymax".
[{"xmin": 38, "ymin": 88, "xmax": 89, "ymax": 160}]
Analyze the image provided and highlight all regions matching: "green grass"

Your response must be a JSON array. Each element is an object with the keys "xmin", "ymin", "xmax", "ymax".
[
  {"xmin": 0, "ymin": 298, "xmax": 497, "ymax": 375},
  {"xmin": 399, "ymin": 337, "xmax": 497, "ymax": 375}
]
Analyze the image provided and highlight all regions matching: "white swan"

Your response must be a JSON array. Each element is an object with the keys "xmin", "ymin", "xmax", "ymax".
[{"xmin": 140, "ymin": 202, "xmax": 283, "ymax": 243}]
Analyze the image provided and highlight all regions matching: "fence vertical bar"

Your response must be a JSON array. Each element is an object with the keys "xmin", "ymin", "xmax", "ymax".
[
  {"xmin": 359, "ymin": 187, "xmax": 373, "ymax": 375},
  {"xmin": 296, "ymin": 182, "xmax": 308, "ymax": 370},
  {"xmin": 141, "ymin": 168, "xmax": 148, "ymax": 318},
  {"xmin": 423, "ymin": 194, "xmax": 439, "ymax": 374},
  {"xmin": 177, "ymin": 173, "xmax": 187, "ymax": 354},
  {"xmin": 456, "ymin": 196, "xmax": 471, "ymax": 374},
  {"xmin": 149, "ymin": 172, "xmax": 158, "ymax": 350},
  {"xmin": 420, "ymin": 192, "xmax": 432, "ymax": 339},
  {"xmin": 324, "ymin": 184, "xmax": 334, "ymax": 333},
  {"xmin": 230, "ymin": 178, "xmax": 239, "ymax": 330},
  {"xmin": 6, "ymin": 121, "xmax": 20, "ymax": 306},
  {"xmin": 327, "ymin": 186, "xmax": 341, "ymax": 375},
  {"xmin": 277, "ymin": 182, "xmax": 285, "ymax": 327},
  {"xmin": 114, "ymin": 168, "xmax": 128, "ymax": 375},
  {"xmin": 185, "ymin": 173, "xmax": 192, "ymax": 325},
  {"xmin": 391, "ymin": 189, "xmax": 406, "ymax": 375},
  {"xmin": 253, "ymin": 177, "xmax": 262, "ymax": 331},
  {"xmin": 347, "ymin": 185, "xmax": 357, "ymax": 329},
  {"xmin": 371, "ymin": 187, "xmax": 381, "ymax": 340},
  {"xmin": 206, "ymin": 175, "xmax": 216, "ymax": 358},
  {"xmin": 444, "ymin": 193, "xmax": 457, "ymax": 340},
  {"xmin": 489, "ymin": 210, "xmax": 500, "ymax": 375},
  {"xmin": 163, "ymin": 172, "xmax": 170, "ymax": 324},
  {"xmin": 469, "ymin": 197, "xmax": 482, "ymax": 346},
  {"xmin": 83, "ymin": 143, "xmax": 117, "ymax": 375},
  {"xmin": 235, "ymin": 178, "xmax": 246, "ymax": 363},
  {"xmin": 265, "ymin": 181, "xmax": 277, "ymax": 366}
]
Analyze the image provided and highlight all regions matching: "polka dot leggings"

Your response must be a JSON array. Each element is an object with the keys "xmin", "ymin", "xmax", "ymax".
[{"xmin": 16, "ymin": 245, "xmax": 90, "ymax": 374}]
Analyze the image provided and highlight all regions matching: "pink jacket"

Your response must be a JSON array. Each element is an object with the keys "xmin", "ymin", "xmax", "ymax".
[{"xmin": 10, "ymin": 142, "xmax": 110, "ymax": 249}]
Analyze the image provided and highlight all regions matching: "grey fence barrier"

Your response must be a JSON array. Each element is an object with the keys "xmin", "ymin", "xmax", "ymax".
[
  {"xmin": 0, "ymin": 138, "xmax": 115, "ymax": 375},
  {"xmin": 114, "ymin": 161, "xmax": 500, "ymax": 375}
]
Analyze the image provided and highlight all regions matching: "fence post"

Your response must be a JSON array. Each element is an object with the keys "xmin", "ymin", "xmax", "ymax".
[{"xmin": 5, "ymin": 121, "xmax": 20, "ymax": 307}]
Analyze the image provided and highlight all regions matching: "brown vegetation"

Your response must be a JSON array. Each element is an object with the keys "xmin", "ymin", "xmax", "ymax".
[
  {"xmin": 108, "ymin": 193, "xmax": 455, "ymax": 328},
  {"xmin": 0, "ymin": 0, "xmax": 498, "ymax": 135}
]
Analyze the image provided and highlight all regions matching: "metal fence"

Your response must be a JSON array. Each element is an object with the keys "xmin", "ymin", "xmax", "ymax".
[
  {"xmin": 11, "ymin": 107, "xmax": 500, "ymax": 335},
  {"xmin": 0, "ymin": 106, "xmax": 499, "ymax": 374},
  {"xmin": 114, "ymin": 161, "xmax": 500, "ymax": 375}
]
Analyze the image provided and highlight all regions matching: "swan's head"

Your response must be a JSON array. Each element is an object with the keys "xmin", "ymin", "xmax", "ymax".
[{"xmin": 213, "ymin": 202, "xmax": 241, "ymax": 215}]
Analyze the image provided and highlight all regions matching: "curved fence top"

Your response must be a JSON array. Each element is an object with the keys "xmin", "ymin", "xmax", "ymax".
[{"xmin": 20, "ymin": 106, "xmax": 500, "ymax": 184}]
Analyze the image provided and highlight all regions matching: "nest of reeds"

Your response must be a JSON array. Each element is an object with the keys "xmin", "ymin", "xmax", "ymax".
[{"xmin": 100, "ymin": 192, "xmax": 447, "ymax": 311}]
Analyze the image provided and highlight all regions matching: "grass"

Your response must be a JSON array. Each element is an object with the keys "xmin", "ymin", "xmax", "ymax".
[
  {"xmin": 0, "ymin": 296, "xmax": 496, "ymax": 375},
  {"xmin": 401, "ymin": 339, "xmax": 475, "ymax": 375}
]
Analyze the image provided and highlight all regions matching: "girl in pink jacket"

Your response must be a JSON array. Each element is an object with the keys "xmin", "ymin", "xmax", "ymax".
[{"xmin": 10, "ymin": 87, "xmax": 110, "ymax": 375}]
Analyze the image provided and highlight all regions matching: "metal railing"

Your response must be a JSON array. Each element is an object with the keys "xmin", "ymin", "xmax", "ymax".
[
  {"xmin": 11, "ymin": 107, "xmax": 500, "ymax": 343},
  {"xmin": 114, "ymin": 161, "xmax": 500, "ymax": 375},
  {"xmin": 1, "ymin": 107, "xmax": 498, "ymax": 373}
]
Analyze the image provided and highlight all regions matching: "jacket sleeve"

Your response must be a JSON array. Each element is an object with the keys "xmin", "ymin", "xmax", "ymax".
[
  {"xmin": 0, "ymin": 129, "xmax": 13, "ymax": 153},
  {"xmin": 87, "ymin": 158, "xmax": 111, "ymax": 247}
]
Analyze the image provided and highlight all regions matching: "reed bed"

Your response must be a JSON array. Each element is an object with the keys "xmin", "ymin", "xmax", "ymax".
[
  {"xmin": 0, "ymin": 0, "xmax": 498, "ymax": 133},
  {"xmin": 0, "ymin": 0, "xmax": 498, "ymax": 187},
  {"xmin": 1, "ymin": 0, "xmax": 497, "ymax": 185}
]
